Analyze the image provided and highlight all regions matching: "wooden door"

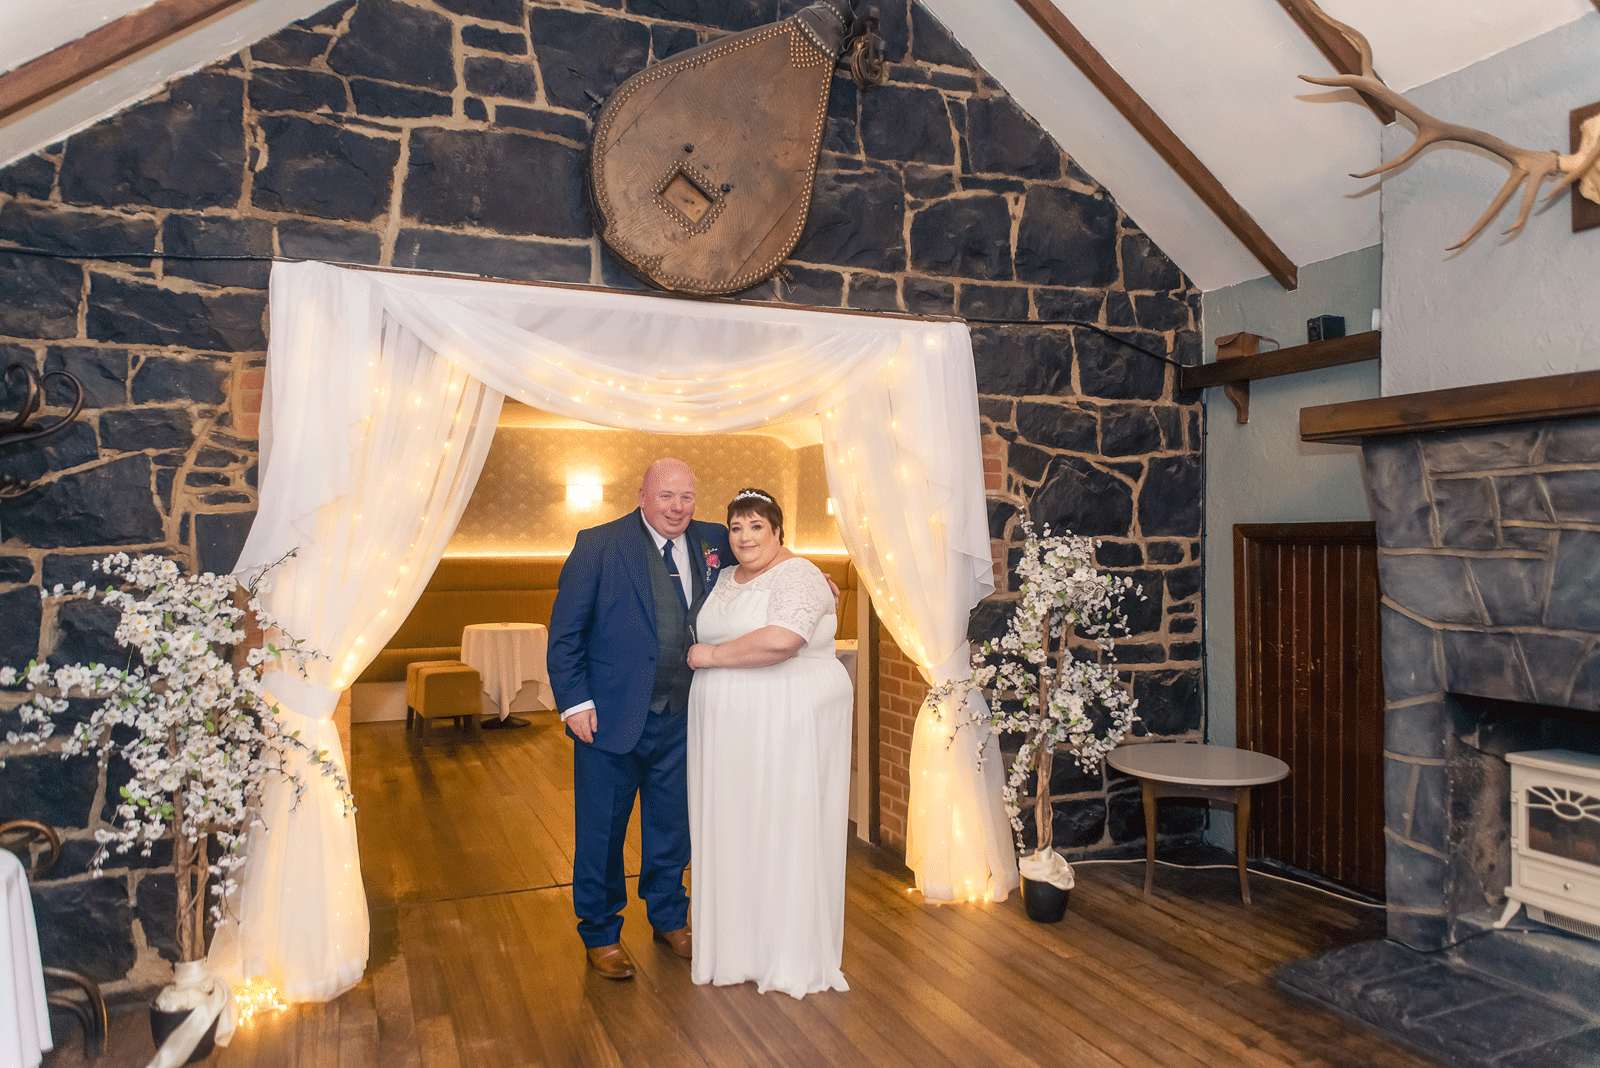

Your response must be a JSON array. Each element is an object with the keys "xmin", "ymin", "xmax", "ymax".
[{"xmin": 1234, "ymin": 522, "xmax": 1385, "ymax": 896}]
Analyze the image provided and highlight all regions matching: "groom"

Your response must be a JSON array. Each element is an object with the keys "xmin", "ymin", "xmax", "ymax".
[{"xmin": 546, "ymin": 458, "xmax": 731, "ymax": 979}]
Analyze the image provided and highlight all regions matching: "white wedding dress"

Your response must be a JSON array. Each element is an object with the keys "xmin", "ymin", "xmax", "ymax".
[{"xmin": 688, "ymin": 556, "xmax": 853, "ymax": 998}]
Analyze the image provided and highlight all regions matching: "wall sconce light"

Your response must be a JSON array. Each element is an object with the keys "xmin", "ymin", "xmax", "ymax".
[{"xmin": 566, "ymin": 478, "xmax": 603, "ymax": 508}]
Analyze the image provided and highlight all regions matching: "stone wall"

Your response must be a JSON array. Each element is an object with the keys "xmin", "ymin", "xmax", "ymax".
[
  {"xmin": 1362, "ymin": 415, "xmax": 1600, "ymax": 948},
  {"xmin": 0, "ymin": 0, "xmax": 1202, "ymax": 991}
]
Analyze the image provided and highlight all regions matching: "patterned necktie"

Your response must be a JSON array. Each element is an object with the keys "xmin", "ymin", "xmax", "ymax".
[{"xmin": 662, "ymin": 539, "xmax": 689, "ymax": 609}]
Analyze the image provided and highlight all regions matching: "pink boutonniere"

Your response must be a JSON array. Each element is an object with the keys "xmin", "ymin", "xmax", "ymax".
[{"xmin": 700, "ymin": 540, "xmax": 721, "ymax": 577}]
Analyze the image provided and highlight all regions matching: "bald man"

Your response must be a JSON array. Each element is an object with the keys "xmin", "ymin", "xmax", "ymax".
[{"xmin": 546, "ymin": 459, "xmax": 732, "ymax": 979}]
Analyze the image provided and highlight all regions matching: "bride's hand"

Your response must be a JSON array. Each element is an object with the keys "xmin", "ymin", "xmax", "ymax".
[{"xmin": 687, "ymin": 643, "xmax": 715, "ymax": 669}]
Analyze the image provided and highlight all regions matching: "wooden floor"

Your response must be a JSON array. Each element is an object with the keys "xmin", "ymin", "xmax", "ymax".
[{"xmin": 49, "ymin": 713, "xmax": 1440, "ymax": 1068}]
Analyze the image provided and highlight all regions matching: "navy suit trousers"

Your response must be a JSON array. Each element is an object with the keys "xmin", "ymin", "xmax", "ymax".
[{"xmin": 571, "ymin": 704, "xmax": 690, "ymax": 947}]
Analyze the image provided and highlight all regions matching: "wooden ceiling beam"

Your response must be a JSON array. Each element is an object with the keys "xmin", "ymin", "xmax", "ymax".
[
  {"xmin": 1010, "ymin": 0, "xmax": 1298, "ymax": 291},
  {"xmin": 1275, "ymin": 0, "xmax": 1395, "ymax": 124},
  {"xmin": 0, "ymin": 0, "xmax": 252, "ymax": 123}
]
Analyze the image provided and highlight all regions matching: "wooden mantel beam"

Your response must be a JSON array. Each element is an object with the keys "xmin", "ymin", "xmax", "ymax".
[
  {"xmin": 0, "ymin": 0, "xmax": 252, "ymax": 124},
  {"xmin": 1274, "ymin": 0, "xmax": 1395, "ymax": 124},
  {"xmin": 1010, "ymin": 0, "xmax": 1298, "ymax": 291}
]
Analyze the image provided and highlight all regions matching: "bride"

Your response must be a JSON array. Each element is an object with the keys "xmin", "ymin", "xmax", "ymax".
[{"xmin": 685, "ymin": 488, "xmax": 853, "ymax": 998}]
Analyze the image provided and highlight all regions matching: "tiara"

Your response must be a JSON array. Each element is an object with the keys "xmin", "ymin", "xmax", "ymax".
[{"xmin": 732, "ymin": 489, "xmax": 774, "ymax": 503}]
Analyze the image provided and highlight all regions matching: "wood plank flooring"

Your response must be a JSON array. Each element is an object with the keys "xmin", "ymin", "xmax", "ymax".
[{"xmin": 46, "ymin": 713, "xmax": 1439, "ymax": 1068}]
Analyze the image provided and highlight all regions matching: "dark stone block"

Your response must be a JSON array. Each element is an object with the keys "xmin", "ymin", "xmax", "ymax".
[
  {"xmin": 41, "ymin": 347, "xmax": 127, "ymax": 409},
  {"xmin": 627, "ymin": 0, "xmax": 771, "ymax": 31},
  {"xmin": 0, "ymin": 586, "xmax": 42, "ymax": 667},
  {"xmin": 860, "ymin": 85, "xmax": 954, "ymax": 165},
  {"xmin": 0, "ymin": 455, "xmax": 162, "ymax": 548},
  {"xmin": 251, "ymin": 25, "xmax": 332, "ymax": 67},
  {"xmin": 434, "ymin": 0, "xmax": 524, "ymax": 24},
  {"xmin": 1165, "ymin": 566, "xmax": 1201, "ymax": 603},
  {"xmin": 248, "ymin": 67, "xmax": 347, "ymax": 114},
  {"xmin": 42, "ymin": 554, "xmax": 125, "ymax": 591},
  {"xmin": 1444, "ymin": 629, "xmax": 1534, "ymax": 704},
  {"xmin": 1421, "ymin": 426, "xmax": 1541, "ymax": 473},
  {"xmin": 495, "ymin": 106, "xmax": 590, "ymax": 142},
  {"xmin": 86, "ymin": 274, "xmax": 265, "ymax": 351},
  {"xmin": 821, "ymin": 72, "xmax": 860, "ymax": 157},
  {"xmin": 1029, "ymin": 455, "xmax": 1131, "ymax": 538},
  {"xmin": 796, "ymin": 169, "xmax": 906, "ymax": 271},
  {"xmin": 902, "ymin": 163, "xmax": 956, "ymax": 202},
  {"xmin": 50, "ymin": 599, "xmax": 123, "ymax": 671},
  {"xmin": 463, "ymin": 25, "xmax": 528, "ymax": 55},
  {"xmin": 1496, "ymin": 473, "xmax": 1553, "ymax": 524},
  {"xmin": 1138, "ymin": 455, "xmax": 1201, "ymax": 538},
  {"xmin": 1414, "ymin": 993, "xmax": 1590, "ymax": 1065},
  {"xmin": 464, "ymin": 97, "xmax": 489, "ymax": 122},
  {"xmin": 1014, "ymin": 186, "xmax": 1118, "ymax": 288},
  {"xmin": 0, "ymin": 201, "xmax": 156, "ymax": 259},
  {"xmin": 1570, "ymin": 647, "xmax": 1600, "ymax": 713},
  {"xmin": 162, "ymin": 214, "xmax": 273, "ymax": 289},
  {"xmin": 529, "ymin": 8, "xmax": 650, "ymax": 112},
  {"xmin": 403, "ymin": 128, "xmax": 586, "ymax": 238},
  {"xmin": 1355, "ymin": 962, "xmax": 1504, "ymax": 1024},
  {"xmin": 1275, "ymin": 937, "xmax": 1433, "ymax": 1008},
  {"xmin": 136, "ymin": 871, "xmax": 180, "ymax": 962},
  {"xmin": 978, "ymin": 397, "xmax": 1013, "ymax": 423},
  {"xmin": 1380, "ymin": 606, "xmax": 1441, "ymax": 701},
  {"xmin": 1385, "ymin": 699, "xmax": 1449, "ymax": 760},
  {"xmin": 596, "ymin": 245, "xmax": 654, "ymax": 291},
  {"xmin": 30, "ymin": 877, "xmax": 136, "ymax": 982},
  {"xmin": 967, "ymin": 599, "xmax": 1011, "ymax": 645},
  {"xmin": 1131, "ymin": 293, "xmax": 1190, "ymax": 333},
  {"xmin": 58, "ymin": 73, "xmax": 245, "ymax": 210},
  {"xmin": 186, "ymin": 472, "xmax": 229, "ymax": 487},
  {"xmin": 964, "ymin": 96, "xmax": 1058, "ymax": 180},
  {"xmin": 464, "ymin": 56, "xmax": 540, "ymax": 101},
  {"xmin": 131, "ymin": 356, "xmax": 230, "ymax": 406},
  {"xmin": 1409, "ymin": 763, "xmax": 1449, "ymax": 852},
  {"xmin": 328, "ymin": 0, "xmax": 454, "ymax": 90},
  {"xmin": 910, "ymin": 3, "xmax": 971, "ymax": 67},
  {"xmin": 1100, "ymin": 405, "xmax": 1160, "ymax": 456},
  {"xmin": 1076, "ymin": 328, "xmax": 1169, "ymax": 402},
  {"xmin": 1113, "ymin": 643, "xmax": 1169, "ymax": 665},
  {"xmin": 1547, "ymin": 530, "xmax": 1600, "ymax": 631},
  {"xmin": 276, "ymin": 219, "xmax": 383, "ymax": 263},
  {"xmin": 927, "ymin": 71, "xmax": 977, "ymax": 94},
  {"xmin": 1429, "ymin": 476, "xmax": 1497, "ymax": 550},
  {"xmin": 193, "ymin": 447, "xmax": 241, "ymax": 468},
  {"xmin": 201, "ymin": 490, "xmax": 253, "ymax": 506},
  {"xmin": 393, "ymin": 229, "xmax": 591, "ymax": 282},
  {"xmin": 1466, "ymin": 557, "xmax": 1544, "ymax": 627},
  {"xmin": 1543, "ymin": 469, "xmax": 1600, "ymax": 525},
  {"xmin": 1033, "ymin": 287, "xmax": 1103, "ymax": 323},
  {"xmin": 1103, "ymin": 291, "xmax": 1136, "ymax": 329},
  {"xmin": 1377, "ymin": 553, "xmax": 1483, "ymax": 624},
  {"xmin": 1543, "ymin": 417, "xmax": 1600, "ymax": 464},
  {"xmin": 1129, "ymin": 668, "xmax": 1200, "ymax": 736},
  {"xmin": 1120, "ymin": 231, "xmax": 1183, "ymax": 292},
  {"xmin": 253, "ymin": 116, "xmax": 400, "ymax": 222},
  {"xmin": 1096, "ymin": 542, "xmax": 1141, "ymax": 568},
  {"xmin": 958, "ymin": 284, "xmax": 1028, "ymax": 321},
  {"xmin": 0, "ymin": 420, "xmax": 98, "ymax": 489},
  {"xmin": 903, "ymin": 276, "xmax": 955, "ymax": 315},
  {"xmin": 846, "ymin": 274, "xmax": 899, "ymax": 311},
  {"xmin": 1015, "ymin": 402, "xmax": 1095, "ymax": 453},
  {"xmin": 1008, "ymin": 443, "xmax": 1050, "ymax": 482},
  {"xmin": 0, "ymin": 556, "xmax": 33, "ymax": 583},
  {"xmin": 1518, "ymin": 633, "xmax": 1589, "ymax": 708},
  {"xmin": 986, "ymin": 499, "xmax": 1017, "ymax": 540},
  {"xmin": 350, "ymin": 79, "xmax": 452, "ymax": 119},
  {"xmin": 1145, "ymin": 540, "xmax": 1184, "ymax": 565},
  {"xmin": 772, "ymin": 265, "xmax": 843, "ymax": 307},
  {"xmin": 1502, "ymin": 1030, "xmax": 1600, "ymax": 1068},
  {"xmin": 100, "ymin": 408, "xmax": 195, "ymax": 453},
  {"xmin": 0, "ymin": 752, "xmax": 99, "ymax": 828},
  {"xmin": 1169, "ymin": 617, "xmax": 1197, "ymax": 635},
  {"xmin": 1362, "ymin": 440, "xmax": 1433, "ymax": 548},
  {"xmin": 651, "ymin": 24, "xmax": 700, "ymax": 61},
  {"xmin": 0, "ymin": 154, "xmax": 56, "ymax": 199},
  {"xmin": 0, "ymin": 254, "xmax": 81, "ymax": 339},
  {"xmin": 971, "ymin": 325, "xmax": 1071, "ymax": 397},
  {"xmin": 1046, "ymin": 797, "xmax": 1106, "ymax": 850},
  {"xmin": 1387, "ymin": 909, "xmax": 1451, "ymax": 951},
  {"xmin": 195, "ymin": 511, "xmax": 257, "ymax": 575},
  {"xmin": 1386, "ymin": 836, "xmax": 1448, "ymax": 910}
]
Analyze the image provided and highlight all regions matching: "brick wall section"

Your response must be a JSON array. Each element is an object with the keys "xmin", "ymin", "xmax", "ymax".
[
  {"xmin": 0, "ymin": 0, "xmax": 1203, "ymax": 989},
  {"xmin": 875, "ymin": 631, "xmax": 927, "ymax": 852}
]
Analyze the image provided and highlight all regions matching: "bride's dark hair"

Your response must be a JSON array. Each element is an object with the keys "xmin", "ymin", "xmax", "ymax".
[{"xmin": 727, "ymin": 488, "xmax": 784, "ymax": 545}]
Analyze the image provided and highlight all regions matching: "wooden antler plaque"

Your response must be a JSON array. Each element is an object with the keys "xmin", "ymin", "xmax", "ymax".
[{"xmin": 589, "ymin": 0, "xmax": 864, "ymax": 296}]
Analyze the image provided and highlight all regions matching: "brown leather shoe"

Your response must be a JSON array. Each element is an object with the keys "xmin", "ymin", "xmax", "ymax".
[
  {"xmin": 585, "ymin": 943, "xmax": 635, "ymax": 980},
  {"xmin": 653, "ymin": 926, "xmax": 692, "ymax": 959}
]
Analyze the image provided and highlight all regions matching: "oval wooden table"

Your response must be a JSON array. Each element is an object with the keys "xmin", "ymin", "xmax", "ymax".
[{"xmin": 1106, "ymin": 743, "xmax": 1290, "ymax": 904}]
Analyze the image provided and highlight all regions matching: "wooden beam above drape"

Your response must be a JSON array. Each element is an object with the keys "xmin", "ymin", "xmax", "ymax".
[
  {"xmin": 1010, "ymin": 0, "xmax": 1298, "ymax": 291},
  {"xmin": 0, "ymin": 0, "xmax": 251, "ymax": 123}
]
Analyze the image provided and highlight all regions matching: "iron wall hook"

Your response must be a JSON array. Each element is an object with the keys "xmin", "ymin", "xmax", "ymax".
[{"xmin": 0, "ymin": 362, "xmax": 87, "ymax": 499}]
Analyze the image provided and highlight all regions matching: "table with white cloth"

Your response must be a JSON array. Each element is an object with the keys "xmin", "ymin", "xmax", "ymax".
[
  {"xmin": 459, "ymin": 623, "xmax": 555, "ymax": 727},
  {"xmin": 2, "ymin": 848, "xmax": 51, "ymax": 1068}
]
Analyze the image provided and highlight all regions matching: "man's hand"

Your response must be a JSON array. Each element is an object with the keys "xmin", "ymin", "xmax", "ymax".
[{"xmin": 568, "ymin": 707, "xmax": 598, "ymax": 744}]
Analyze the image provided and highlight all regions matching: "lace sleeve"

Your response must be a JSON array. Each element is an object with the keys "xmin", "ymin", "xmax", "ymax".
[{"xmin": 766, "ymin": 559, "xmax": 834, "ymax": 640}]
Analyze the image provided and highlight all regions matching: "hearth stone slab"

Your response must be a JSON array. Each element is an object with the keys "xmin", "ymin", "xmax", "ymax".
[
  {"xmin": 1448, "ymin": 916, "xmax": 1600, "ymax": 1016},
  {"xmin": 1280, "ymin": 938, "xmax": 1600, "ymax": 1068}
]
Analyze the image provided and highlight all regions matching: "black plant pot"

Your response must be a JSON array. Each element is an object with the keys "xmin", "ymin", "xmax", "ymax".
[
  {"xmin": 149, "ymin": 1002, "xmax": 218, "ymax": 1063},
  {"xmin": 1020, "ymin": 875, "xmax": 1071, "ymax": 923}
]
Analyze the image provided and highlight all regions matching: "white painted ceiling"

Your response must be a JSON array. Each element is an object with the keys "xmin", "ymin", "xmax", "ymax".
[{"xmin": 0, "ymin": 0, "xmax": 1593, "ymax": 291}]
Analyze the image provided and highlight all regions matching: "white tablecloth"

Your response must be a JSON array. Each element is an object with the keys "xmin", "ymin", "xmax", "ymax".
[
  {"xmin": 460, "ymin": 623, "xmax": 554, "ymax": 720},
  {"xmin": 2, "ymin": 849, "xmax": 50, "ymax": 1068}
]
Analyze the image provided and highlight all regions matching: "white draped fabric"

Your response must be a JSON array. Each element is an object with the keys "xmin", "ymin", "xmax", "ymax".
[{"xmin": 219, "ymin": 260, "xmax": 1015, "ymax": 1004}]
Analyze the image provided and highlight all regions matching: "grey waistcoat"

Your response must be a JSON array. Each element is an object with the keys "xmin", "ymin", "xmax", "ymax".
[{"xmin": 644, "ymin": 527, "xmax": 699, "ymax": 714}]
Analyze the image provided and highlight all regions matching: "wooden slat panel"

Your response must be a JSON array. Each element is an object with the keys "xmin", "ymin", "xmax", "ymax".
[{"xmin": 1235, "ymin": 522, "xmax": 1384, "ymax": 896}]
